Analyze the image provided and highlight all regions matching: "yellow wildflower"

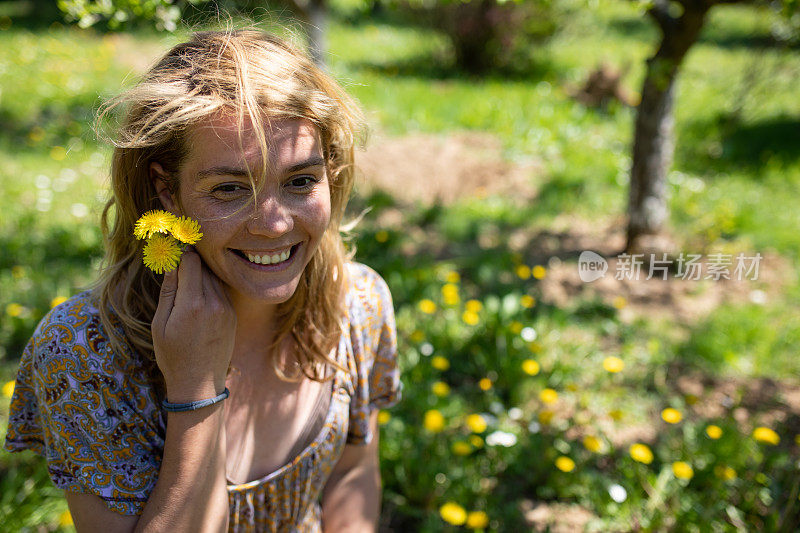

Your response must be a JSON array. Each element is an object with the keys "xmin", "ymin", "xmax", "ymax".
[
  {"xmin": 50, "ymin": 146, "xmax": 67, "ymax": 161},
  {"xmin": 432, "ymin": 381, "xmax": 451, "ymax": 397},
  {"xmin": 661, "ymin": 408, "xmax": 683, "ymax": 424},
  {"xmin": 442, "ymin": 283, "xmax": 460, "ymax": 306},
  {"xmin": 171, "ymin": 216, "xmax": 203, "ymax": 245},
  {"xmin": 445, "ymin": 271, "xmax": 460, "ymax": 283},
  {"xmin": 418, "ymin": 299, "xmax": 437, "ymax": 314},
  {"xmin": 510, "ymin": 321, "xmax": 523, "ymax": 334},
  {"xmin": 522, "ymin": 359, "xmax": 540, "ymax": 376},
  {"xmin": 410, "ymin": 330, "xmax": 425, "ymax": 342},
  {"xmin": 672, "ymin": 461, "xmax": 694, "ymax": 480},
  {"xmin": 451, "ymin": 441, "xmax": 472, "ymax": 456},
  {"xmin": 466, "ymin": 510, "xmax": 489, "ymax": 529},
  {"xmin": 478, "ymin": 378, "xmax": 492, "ymax": 391},
  {"xmin": 375, "ymin": 230, "xmax": 389, "ymax": 243},
  {"xmin": 528, "ymin": 341, "xmax": 542, "ymax": 353},
  {"xmin": 603, "ymin": 356, "xmax": 625, "ymax": 373},
  {"xmin": 538, "ymin": 409, "xmax": 554, "ymax": 425},
  {"xmin": 439, "ymin": 502, "xmax": 467, "ymax": 526},
  {"xmin": 532, "ymin": 265, "xmax": 546, "ymax": 279},
  {"xmin": 378, "ymin": 411, "xmax": 391, "ymax": 425},
  {"xmin": 539, "ymin": 388, "xmax": 558, "ymax": 404},
  {"xmin": 465, "ymin": 299, "xmax": 483, "ymax": 313},
  {"xmin": 50, "ymin": 296, "xmax": 68, "ymax": 308},
  {"xmin": 706, "ymin": 425, "xmax": 722, "ymax": 439},
  {"xmin": 424, "ymin": 410, "xmax": 445, "ymax": 433},
  {"xmin": 714, "ymin": 465, "xmax": 736, "ymax": 481},
  {"xmin": 555, "ymin": 456, "xmax": 575, "ymax": 472},
  {"xmin": 466, "ymin": 414, "xmax": 487, "ymax": 433},
  {"xmin": 516, "ymin": 265, "xmax": 531, "ymax": 280},
  {"xmin": 469, "ymin": 435, "xmax": 484, "ymax": 448},
  {"xmin": 583, "ymin": 435, "xmax": 604, "ymax": 453},
  {"xmin": 629, "ymin": 443, "xmax": 653, "ymax": 464},
  {"xmin": 609, "ymin": 409, "xmax": 624, "ymax": 421},
  {"xmin": 520, "ymin": 294, "xmax": 536, "ymax": 308},
  {"xmin": 753, "ymin": 426, "xmax": 780, "ymax": 445},
  {"xmin": 612, "ymin": 296, "xmax": 627, "ymax": 309},
  {"xmin": 11, "ymin": 266, "xmax": 25, "ymax": 279},
  {"xmin": 6, "ymin": 303, "xmax": 24, "ymax": 317},
  {"xmin": 462, "ymin": 310, "xmax": 480, "ymax": 326},
  {"xmin": 2, "ymin": 380, "xmax": 15, "ymax": 399},
  {"xmin": 134, "ymin": 210, "xmax": 177, "ymax": 240},
  {"xmin": 58, "ymin": 510, "xmax": 73, "ymax": 526},
  {"xmin": 142, "ymin": 234, "xmax": 182, "ymax": 274},
  {"xmin": 431, "ymin": 356, "xmax": 450, "ymax": 371}
]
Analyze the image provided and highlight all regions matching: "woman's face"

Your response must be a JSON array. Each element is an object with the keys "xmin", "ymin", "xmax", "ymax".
[{"xmin": 154, "ymin": 114, "xmax": 332, "ymax": 309}]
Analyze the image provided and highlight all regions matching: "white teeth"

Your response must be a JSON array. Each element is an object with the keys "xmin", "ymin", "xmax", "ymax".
[{"xmin": 245, "ymin": 247, "xmax": 292, "ymax": 265}]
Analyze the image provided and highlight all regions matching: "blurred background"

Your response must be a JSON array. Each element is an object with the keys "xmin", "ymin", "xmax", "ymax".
[{"xmin": 1, "ymin": 0, "xmax": 799, "ymax": 530}]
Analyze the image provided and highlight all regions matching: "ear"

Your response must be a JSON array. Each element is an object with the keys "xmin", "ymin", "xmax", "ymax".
[{"xmin": 150, "ymin": 162, "xmax": 179, "ymax": 214}]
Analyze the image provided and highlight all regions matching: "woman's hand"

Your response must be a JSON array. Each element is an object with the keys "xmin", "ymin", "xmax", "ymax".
[{"xmin": 151, "ymin": 247, "xmax": 236, "ymax": 402}]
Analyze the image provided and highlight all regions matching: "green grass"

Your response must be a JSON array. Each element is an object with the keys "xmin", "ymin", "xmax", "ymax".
[{"xmin": 2, "ymin": 1, "xmax": 800, "ymax": 530}]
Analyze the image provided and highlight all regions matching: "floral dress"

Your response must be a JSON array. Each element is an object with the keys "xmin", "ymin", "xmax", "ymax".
[{"xmin": 3, "ymin": 262, "xmax": 402, "ymax": 532}]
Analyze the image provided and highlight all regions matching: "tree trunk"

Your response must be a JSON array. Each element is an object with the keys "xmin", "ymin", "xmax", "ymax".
[{"xmin": 626, "ymin": 1, "xmax": 711, "ymax": 253}]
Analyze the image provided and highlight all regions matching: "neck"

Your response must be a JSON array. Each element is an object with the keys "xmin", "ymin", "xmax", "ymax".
[{"xmin": 229, "ymin": 293, "xmax": 279, "ymax": 370}]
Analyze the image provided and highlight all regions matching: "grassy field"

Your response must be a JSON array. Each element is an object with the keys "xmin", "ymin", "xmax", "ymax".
[{"xmin": 2, "ymin": 0, "xmax": 800, "ymax": 530}]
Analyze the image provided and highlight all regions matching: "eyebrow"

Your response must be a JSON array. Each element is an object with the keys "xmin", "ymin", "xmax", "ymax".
[{"xmin": 196, "ymin": 156, "xmax": 326, "ymax": 179}]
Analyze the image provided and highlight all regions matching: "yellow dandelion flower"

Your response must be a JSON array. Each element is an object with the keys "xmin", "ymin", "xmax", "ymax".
[
  {"xmin": 432, "ymin": 381, "xmax": 451, "ymax": 397},
  {"xmin": 661, "ymin": 408, "xmax": 683, "ymax": 424},
  {"xmin": 706, "ymin": 425, "xmax": 723, "ymax": 439},
  {"xmin": 11, "ymin": 266, "xmax": 25, "ymax": 279},
  {"xmin": 451, "ymin": 441, "xmax": 472, "ymax": 456},
  {"xmin": 442, "ymin": 283, "xmax": 460, "ymax": 306},
  {"xmin": 522, "ymin": 359, "xmax": 540, "ymax": 376},
  {"xmin": 6, "ymin": 303, "xmax": 24, "ymax": 317},
  {"xmin": 469, "ymin": 435, "xmax": 484, "ymax": 448},
  {"xmin": 58, "ymin": 510, "xmax": 74, "ymax": 526},
  {"xmin": 424, "ymin": 410, "xmax": 445, "ymax": 433},
  {"xmin": 753, "ymin": 426, "xmax": 780, "ymax": 445},
  {"xmin": 612, "ymin": 296, "xmax": 627, "ymax": 309},
  {"xmin": 478, "ymin": 378, "xmax": 492, "ymax": 391},
  {"xmin": 462, "ymin": 310, "xmax": 480, "ymax": 326},
  {"xmin": 143, "ymin": 234, "xmax": 182, "ymax": 274},
  {"xmin": 432, "ymin": 356, "xmax": 450, "ymax": 371},
  {"xmin": 603, "ymin": 356, "xmax": 625, "ymax": 373},
  {"xmin": 445, "ymin": 271, "xmax": 460, "ymax": 283},
  {"xmin": 795, "ymin": 434, "xmax": 800, "ymax": 446},
  {"xmin": 538, "ymin": 409, "xmax": 554, "ymax": 425},
  {"xmin": 2, "ymin": 380, "xmax": 15, "ymax": 399},
  {"xmin": 410, "ymin": 330, "xmax": 425, "ymax": 343},
  {"xmin": 672, "ymin": 461, "xmax": 694, "ymax": 480},
  {"xmin": 583, "ymin": 435, "xmax": 604, "ymax": 453},
  {"xmin": 540, "ymin": 388, "xmax": 558, "ymax": 404},
  {"xmin": 532, "ymin": 265, "xmax": 546, "ymax": 279},
  {"xmin": 510, "ymin": 321, "xmax": 523, "ymax": 334},
  {"xmin": 50, "ymin": 296, "xmax": 68, "ymax": 308},
  {"xmin": 134, "ymin": 210, "xmax": 177, "ymax": 240},
  {"xmin": 609, "ymin": 409, "xmax": 624, "ymax": 421},
  {"xmin": 466, "ymin": 510, "xmax": 489, "ymax": 529},
  {"xmin": 171, "ymin": 216, "xmax": 203, "ymax": 245},
  {"xmin": 418, "ymin": 299, "xmax": 437, "ymax": 314},
  {"xmin": 50, "ymin": 146, "xmax": 67, "ymax": 161},
  {"xmin": 375, "ymin": 230, "xmax": 389, "ymax": 243},
  {"xmin": 528, "ymin": 341, "xmax": 542, "ymax": 353},
  {"xmin": 516, "ymin": 265, "xmax": 531, "ymax": 280},
  {"xmin": 629, "ymin": 443, "xmax": 653, "ymax": 464},
  {"xmin": 465, "ymin": 299, "xmax": 483, "ymax": 313},
  {"xmin": 685, "ymin": 394, "xmax": 699, "ymax": 405},
  {"xmin": 714, "ymin": 465, "xmax": 736, "ymax": 481},
  {"xmin": 466, "ymin": 414, "xmax": 487, "ymax": 433},
  {"xmin": 520, "ymin": 294, "xmax": 536, "ymax": 308},
  {"xmin": 378, "ymin": 411, "xmax": 391, "ymax": 425},
  {"xmin": 440, "ymin": 502, "xmax": 467, "ymax": 526},
  {"xmin": 555, "ymin": 456, "xmax": 575, "ymax": 472}
]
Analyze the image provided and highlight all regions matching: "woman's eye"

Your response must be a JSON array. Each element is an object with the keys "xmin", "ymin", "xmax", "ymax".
[
  {"xmin": 288, "ymin": 176, "xmax": 317, "ymax": 188},
  {"xmin": 212, "ymin": 183, "xmax": 247, "ymax": 194}
]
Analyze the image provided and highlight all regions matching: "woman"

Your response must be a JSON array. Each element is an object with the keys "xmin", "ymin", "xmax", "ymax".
[{"xmin": 4, "ymin": 29, "xmax": 402, "ymax": 532}]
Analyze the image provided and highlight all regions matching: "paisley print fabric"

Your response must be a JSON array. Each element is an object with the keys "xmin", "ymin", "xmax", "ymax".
[{"xmin": 4, "ymin": 261, "xmax": 402, "ymax": 530}]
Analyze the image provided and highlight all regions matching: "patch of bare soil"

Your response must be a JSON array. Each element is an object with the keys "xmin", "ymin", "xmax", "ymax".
[
  {"xmin": 519, "ymin": 499, "xmax": 599, "ymax": 532},
  {"xmin": 355, "ymin": 131, "xmax": 540, "ymax": 206}
]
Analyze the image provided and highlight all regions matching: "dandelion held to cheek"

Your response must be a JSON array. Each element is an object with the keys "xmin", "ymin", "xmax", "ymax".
[{"xmin": 134, "ymin": 210, "xmax": 204, "ymax": 273}]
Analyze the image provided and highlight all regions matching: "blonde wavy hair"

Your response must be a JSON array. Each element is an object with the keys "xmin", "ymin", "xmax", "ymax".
[{"xmin": 90, "ymin": 29, "xmax": 364, "ymax": 398}]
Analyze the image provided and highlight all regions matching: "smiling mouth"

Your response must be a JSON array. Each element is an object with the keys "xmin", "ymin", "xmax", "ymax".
[{"xmin": 232, "ymin": 244, "xmax": 300, "ymax": 265}]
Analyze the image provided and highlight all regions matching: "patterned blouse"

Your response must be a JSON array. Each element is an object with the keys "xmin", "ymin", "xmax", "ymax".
[{"xmin": 3, "ymin": 262, "xmax": 402, "ymax": 532}]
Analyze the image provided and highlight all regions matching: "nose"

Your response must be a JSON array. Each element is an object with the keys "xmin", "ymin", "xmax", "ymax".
[{"xmin": 246, "ymin": 195, "xmax": 294, "ymax": 237}]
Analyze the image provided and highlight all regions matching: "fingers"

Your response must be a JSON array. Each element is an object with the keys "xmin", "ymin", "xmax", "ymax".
[
  {"xmin": 152, "ymin": 265, "xmax": 178, "ymax": 337},
  {"xmin": 174, "ymin": 247, "xmax": 204, "ymax": 310}
]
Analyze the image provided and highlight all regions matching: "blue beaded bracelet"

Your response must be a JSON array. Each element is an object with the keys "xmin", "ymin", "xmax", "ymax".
[{"xmin": 162, "ymin": 387, "xmax": 230, "ymax": 412}]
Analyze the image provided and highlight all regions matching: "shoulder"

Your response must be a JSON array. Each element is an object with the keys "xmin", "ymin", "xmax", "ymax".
[{"xmin": 344, "ymin": 262, "xmax": 394, "ymax": 321}]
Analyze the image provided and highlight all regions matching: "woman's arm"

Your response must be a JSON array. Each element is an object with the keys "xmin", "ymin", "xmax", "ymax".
[{"xmin": 321, "ymin": 409, "xmax": 382, "ymax": 533}]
